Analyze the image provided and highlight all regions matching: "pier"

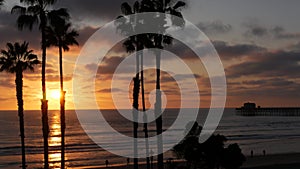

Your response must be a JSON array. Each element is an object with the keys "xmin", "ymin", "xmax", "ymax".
[{"xmin": 236, "ymin": 103, "xmax": 300, "ymax": 116}]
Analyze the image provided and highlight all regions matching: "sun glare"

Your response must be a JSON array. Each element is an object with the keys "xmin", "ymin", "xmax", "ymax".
[{"xmin": 50, "ymin": 90, "xmax": 61, "ymax": 100}]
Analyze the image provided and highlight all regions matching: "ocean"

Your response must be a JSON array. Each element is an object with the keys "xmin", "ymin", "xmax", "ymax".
[{"xmin": 1, "ymin": 109, "xmax": 300, "ymax": 169}]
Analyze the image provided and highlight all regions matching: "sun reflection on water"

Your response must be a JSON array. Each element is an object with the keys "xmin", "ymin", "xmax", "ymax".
[{"xmin": 49, "ymin": 112, "xmax": 62, "ymax": 169}]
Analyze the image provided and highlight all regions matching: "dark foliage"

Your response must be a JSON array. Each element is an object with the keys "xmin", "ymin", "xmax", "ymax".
[{"xmin": 173, "ymin": 122, "xmax": 246, "ymax": 169}]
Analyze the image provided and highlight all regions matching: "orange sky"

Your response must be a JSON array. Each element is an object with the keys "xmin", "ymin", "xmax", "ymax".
[{"xmin": 1, "ymin": 0, "xmax": 300, "ymax": 110}]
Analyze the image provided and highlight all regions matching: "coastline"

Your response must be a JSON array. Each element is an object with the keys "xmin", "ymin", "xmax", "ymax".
[{"xmin": 70, "ymin": 153, "xmax": 300, "ymax": 169}]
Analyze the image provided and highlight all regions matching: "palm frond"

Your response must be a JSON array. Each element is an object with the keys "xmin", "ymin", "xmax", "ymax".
[
  {"xmin": 11, "ymin": 5, "xmax": 27, "ymax": 15},
  {"xmin": 169, "ymin": 9, "xmax": 185, "ymax": 27},
  {"xmin": 45, "ymin": 0, "xmax": 58, "ymax": 6},
  {"xmin": 173, "ymin": 1, "xmax": 186, "ymax": 9},
  {"xmin": 20, "ymin": 0, "xmax": 36, "ymax": 5},
  {"xmin": 46, "ymin": 20, "xmax": 79, "ymax": 52},
  {"xmin": 26, "ymin": 53, "xmax": 38, "ymax": 60},
  {"xmin": 0, "ymin": 41, "xmax": 39, "ymax": 73},
  {"xmin": 162, "ymin": 35, "xmax": 173, "ymax": 45},
  {"xmin": 133, "ymin": 1, "xmax": 140, "ymax": 13},
  {"xmin": 121, "ymin": 2, "xmax": 133, "ymax": 15},
  {"xmin": 16, "ymin": 14, "xmax": 38, "ymax": 30},
  {"xmin": 45, "ymin": 26, "xmax": 58, "ymax": 47},
  {"xmin": 123, "ymin": 38, "xmax": 136, "ymax": 53},
  {"xmin": 47, "ymin": 8, "xmax": 70, "ymax": 26},
  {"xmin": 27, "ymin": 4, "xmax": 41, "ymax": 15}
]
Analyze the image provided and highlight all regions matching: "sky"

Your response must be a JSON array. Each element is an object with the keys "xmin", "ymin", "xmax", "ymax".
[{"xmin": 0, "ymin": 0, "xmax": 300, "ymax": 110}]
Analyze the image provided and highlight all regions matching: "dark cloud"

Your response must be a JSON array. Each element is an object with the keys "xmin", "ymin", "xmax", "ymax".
[
  {"xmin": 164, "ymin": 40, "xmax": 267, "ymax": 61},
  {"xmin": 102, "ymin": 55, "xmax": 124, "ymax": 67},
  {"xmin": 164, "ymin": 40, "xmax": 198, "ymax": 60},
  {"xmin": 85, "ymin": 55, "xmax": 133, "ymax": 81},
  {"xmin": 244, "ymin": 24, "xmax": 268, "ymax": 37},
  {"xmin": 271, "ymin": 26, "xmax": 300, "ymax": 39},
  {"xmin": 229, "ymin": 78, "xmax": 300, "ymax": 97},
  {"xmin": 99, "ymin": 55, "xmax": 133, "ymax": 75},
  {"xmin": 213, "ymin": 41, "xmax": 267, "ymax": 60},
  {"xmin": 0, "ymin": 11, "xmax": 40, "ymax": 50},
  {"xmin": 241, "ymin": 78, "xmax": 295, "ymax": 87},
  {"xmin": 0, "ymin": 79, "xmax": 14, "ymax": 88},
  {"xmin": 173, "ymin": 73, "xmax": 201, "ymax": 81},
  {"xmin": 0, "ymin": 12, "xmax": 102, "ymax": 52},
  {"xmin": 55, "ymin": 0, "xmax": 135, "ymax": 22},
  {"xmin": 77, "ymin": 26, "xmax": 99, "ymax": 45},
  {"xmin": 226, "ymin": 77, "xmax": 300, "ymax": 107},
  {"xmin": 226, "ymin": 50, "xmax": 300, "ymax": 78},
  {"xmin": 243, "ymin": 22, "xmax": 300, "ymax": 40},
  {"xmin": 197, "ymin": 21, "xmax": 232, "ymax": 35},
  {"xmin": 85, "ymin": 63, "xmax": 98, "ymax": 73},
  {"xmin": 24, "ymin": 74, "xmax": 72, "ymax": 82},
  {"xmin": 97, "ymin": 88, "xmax": 124, "ymax": 93},
  {"xmin": 1, "ymin": 11, "xmax": 103, "ymax": 52}
]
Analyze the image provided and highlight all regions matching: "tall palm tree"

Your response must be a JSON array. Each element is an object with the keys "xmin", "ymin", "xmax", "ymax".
[
  {"xmin": 46, "ymin": 21, "xmax": 79, "ymax": 169},
  {"xmin": 116, "ymin": 3, "xmax": 141, "ymax": 169},
  {"xmin": 140, "ymin": 1, "xmax": 186, "ymax": 169},
  {"xmin": 0, "ymin": 42, "xmax": 40, "ymax": 169},
  {"xmin": 116, "ymin": 2, "xmax": 156, "ymax": 169},
  {"xmin": 140, "ymin": 44, "xmax": 151, "ymax": 169},
  {"xmin": 131, "ymin": 3, "xmax": 153, "ymax": 169},
  {"xmin": 11, "ymin": 1, "xmax": 69, "ymax": 168}
]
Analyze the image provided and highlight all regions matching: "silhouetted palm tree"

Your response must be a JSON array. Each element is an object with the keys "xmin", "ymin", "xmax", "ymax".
[
  {"xmin": 140, "ymin": 1, "xmax": 186, "ymax": 168},
  {"xmin": 116, "ymin": 2, "xmax": 141, "ymax": 169},
  {"xmin": 130, "ymin": 3, "xmax": 153, "ymax": 169},
  {"xmin": 11, "ymin": 1, "xmax": 69, "ymax": 168},
  {"xmin": 116, "ymin": 2, "xmax": 156, "ymax": 169},
  {"xmin": 141, "ymin": 47, "xmax": 151, "ymax": 169},
  {"xmin": 46, "ymin": 21, "xmax": 78, "ymax": 169},
  {"xmin": 0, "ymin": 42, "xmax": 40, "ymax": 169}
]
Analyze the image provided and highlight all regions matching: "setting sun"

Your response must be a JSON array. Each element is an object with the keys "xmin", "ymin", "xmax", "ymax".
[{"xmin": 50, "ymin": 90, "xmax": 61, "ymax": 100}]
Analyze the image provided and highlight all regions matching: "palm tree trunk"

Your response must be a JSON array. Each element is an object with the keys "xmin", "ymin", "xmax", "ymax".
[
  {"xmin": 155, "ymin": 51, "xmax": 163, "ymax": 169},
  {"xmin": 40, "ymin": 12, "xmax": 49, "ymax": 169},
  {"xmin": 16, "ymin": 67, "xmax": 26, "ymax": 169},
  {"xmin": 59, "ymin": 43, "xmax": 66, "ymax": 169},
  {"xmin": 141, "ymin": 52, "xmax": 150, "ymax": 169},
  {"xmin": 132, "ymin": 50, "xmax": 140, "ymax": 169}
]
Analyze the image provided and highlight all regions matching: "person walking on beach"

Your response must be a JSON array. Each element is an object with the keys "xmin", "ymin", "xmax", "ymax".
[
  {"xmin": 251, "ymin": 150, "xmax": 254, "ymax": 157},
  {"xmin": 127, "ymin": 158, "xmax": 130, "ymax": 165},
  {"xmin": 263, "ymin": 150, "xmax": 266, "ymax": 156},
  {"xmin": 105, "ymin": 160, "xmax": 109, "ymax": 167}
]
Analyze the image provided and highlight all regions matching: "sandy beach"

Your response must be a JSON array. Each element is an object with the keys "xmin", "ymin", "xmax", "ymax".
[
  {"xmin": 242, "ymin": 153, "xmax": 300, "ymax": 169},
  {"xmin": 73, "ymin": 153, "xmax": 300, "ymax": 169}
]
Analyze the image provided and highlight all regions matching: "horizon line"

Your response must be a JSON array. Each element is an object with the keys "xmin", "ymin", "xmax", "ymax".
[{"xmin": 0, "ymin": 107, "xmax": 237, "ymax": 111}]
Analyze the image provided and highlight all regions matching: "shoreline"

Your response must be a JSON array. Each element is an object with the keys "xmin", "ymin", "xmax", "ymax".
[
  {"xmin": 69, "ymin": 153, "xmax": 300, "ymax": 169},
  {"xmin": 242, "ymin": 153, "xmax": 300, "ymax": 168}
]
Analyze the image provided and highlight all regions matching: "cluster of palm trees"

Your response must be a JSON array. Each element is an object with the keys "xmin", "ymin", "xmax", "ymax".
[
  {"xmin": 0, "ymin": 0, "xmax": 78, "ymax": 169},
  {"xmin": 1, "ymin": 0, "xmax": 186, "ymax": 169},
  {"xmin": 116, "ymin": 1, "xmax": 186, "ymax": 169}
]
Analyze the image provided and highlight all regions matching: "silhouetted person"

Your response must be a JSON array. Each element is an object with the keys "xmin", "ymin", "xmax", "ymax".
[
  {"xmin": 127, "ymin": 158, "xmax": 130, "ymax": 165},
  {"xmin": 105, "ymin": 160, "xmax": 109, "ymax": 167},
  {"xmin": 251, "ymin": 150, "xmax": 254, "ymax": 157},
  {"xmin": 263, "ymin": 150, "xmax": 266, "ymax": 156}
]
